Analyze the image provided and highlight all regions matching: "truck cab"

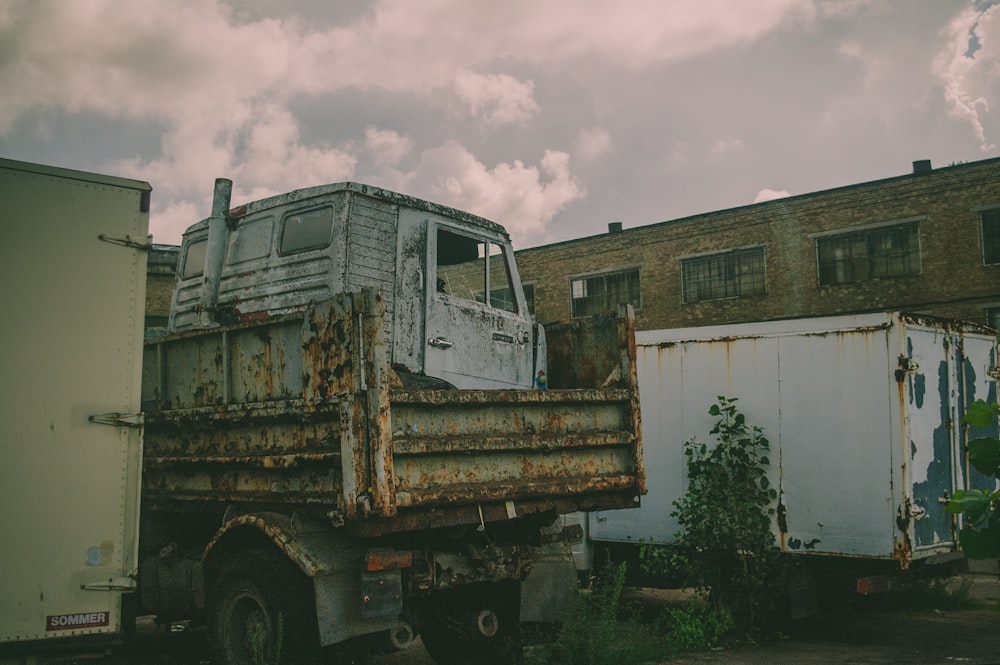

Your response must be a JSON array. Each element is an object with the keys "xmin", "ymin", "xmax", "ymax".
[{"xmin": 170, "ymin": 180, "xmax": 540, "ymax": 389}]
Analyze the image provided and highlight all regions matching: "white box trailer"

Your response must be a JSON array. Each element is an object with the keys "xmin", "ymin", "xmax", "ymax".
[
  {"xmin": 583, "ymin": 312, "xmax": 998, "ymax": 569},
  {"xmin": 0, "ymin": 159, "xmax": 151, "ymax": 657}
]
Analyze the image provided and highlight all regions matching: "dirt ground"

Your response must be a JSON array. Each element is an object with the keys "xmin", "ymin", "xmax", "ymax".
[
  {"xmin": 48, "ymin": 572, "xmax": 1000, "ymax": 665},
  {"xmin": 659, "ymin": 572, "xmax": 1000, "ymax": 665}
]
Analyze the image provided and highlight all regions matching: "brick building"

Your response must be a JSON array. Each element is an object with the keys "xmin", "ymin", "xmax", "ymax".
[
  {"xmin": 145, "ymin": 244, "xmax": 179, "ymax": 334},
  {"xmin": 515, "ymin": 157, "xmax": 1000, "ymax": 331}
]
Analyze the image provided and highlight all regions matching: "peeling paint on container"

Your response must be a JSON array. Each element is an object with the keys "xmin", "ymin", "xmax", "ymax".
[{"xmin": 584, "ymin": 312, "xmax": 998, "ymax": 568}]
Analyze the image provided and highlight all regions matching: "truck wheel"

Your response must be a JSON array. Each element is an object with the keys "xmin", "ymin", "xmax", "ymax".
[
  {"xmin": 420, "ymin": 585, "xmax": 523, "ymax": 665},
  {"xmin": 208, "ymin": 549, "xmax": 320, "ymax": 665}
]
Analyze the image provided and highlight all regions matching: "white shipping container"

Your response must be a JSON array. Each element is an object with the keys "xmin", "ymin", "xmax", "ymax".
[
  {"xmin": 586, "ymin": 312, "xmax": 998, "ymax": 567},
  {"xmin": 0, "ymin": 160, "xmax": 150, "ymax": 653}
]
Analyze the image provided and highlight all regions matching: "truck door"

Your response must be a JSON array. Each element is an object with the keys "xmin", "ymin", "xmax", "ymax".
[{"xmin": 423, "ymin": 221, "xmax": 533, "ymax": 389}]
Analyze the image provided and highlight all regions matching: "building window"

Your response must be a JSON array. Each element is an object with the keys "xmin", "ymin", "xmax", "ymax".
[
  {"xmin": 986, "ymin": 307, "xmax": 1000, "ymax": 330},
  {"xmin": 570, "ymin": 268, "xmax": 640, "ymax": 318},
  {"xmin": 817, "ymin": 222, "xmax": 920, "ymax": 286},
  {"xmin": 982, "ymin": 209, "xmax": 1000, "ymax": 265},
  {"xmin": 681, "ymin": 247, "xmax": 766, "ymax": 304}
]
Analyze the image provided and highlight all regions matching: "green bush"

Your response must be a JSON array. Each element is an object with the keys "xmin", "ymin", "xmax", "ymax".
[
  {"xmin": 642, "ymin": 397, "xmax": 785, "ymax": 632},
  {"xmin": 657, "ymin": 602, "xmax": 734, "ymax": 652}
]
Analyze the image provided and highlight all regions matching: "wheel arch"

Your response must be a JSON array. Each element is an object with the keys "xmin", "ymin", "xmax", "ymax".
[{"xmin": 202, "ymin": 511, "xmax": 329, "ymax": 588}]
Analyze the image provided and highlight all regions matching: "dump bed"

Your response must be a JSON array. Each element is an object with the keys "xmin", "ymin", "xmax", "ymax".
[{"xmin": 141, "ymin": 289, "xmax": 643, "ymax": 536}]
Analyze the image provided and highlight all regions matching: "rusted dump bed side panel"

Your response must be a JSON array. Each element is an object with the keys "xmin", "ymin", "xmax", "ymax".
[
  {"xmin": 385, "ymin": 384, "xmax": 643, "ymax": 534},
  {"xmin": 141, "ymin": 290, "xmax": 643, "ymax": 536}
]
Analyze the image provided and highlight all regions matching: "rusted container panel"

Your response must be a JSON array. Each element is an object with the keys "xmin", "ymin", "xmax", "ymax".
[
  {"xmin": 142, "ymin": 289, "xmax": 644, "ymax": 535},
  {"xmin": 585, "ymin": 312, "xmax": 998, "ymax": 568},
  {"xmin": 545, "ymin": 311, "xmax": 627, "ymax": 389}
]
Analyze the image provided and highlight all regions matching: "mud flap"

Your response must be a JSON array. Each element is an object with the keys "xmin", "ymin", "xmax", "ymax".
[
  {"xmin": 314, "ymin": 570, "xmax": 399, "ymax": 647},
  {"xmin": 519, "ymin": 545, "xmax": 578, "ymax": 623}
]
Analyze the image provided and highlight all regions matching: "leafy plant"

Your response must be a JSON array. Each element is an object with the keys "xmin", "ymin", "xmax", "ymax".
[
  {"xmin": 657, "ymin": 602, "xmax": 733, "ymax": 652},
  {"xmin": 945, "ymin": 399, "xmax": 1000, "ymax": 560},
  {"xmin": 642, "ymin": 396, "xmax": 784, "ymax": 631},
  {"xmin": 531, "ymin": 562, "xmax": 668, "ymax": 665}
]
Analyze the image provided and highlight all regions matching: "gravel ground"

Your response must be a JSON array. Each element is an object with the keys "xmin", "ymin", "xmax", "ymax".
[{"xmin": 37, "ymin": 571, "xmax": 1000, "ymax": 665}]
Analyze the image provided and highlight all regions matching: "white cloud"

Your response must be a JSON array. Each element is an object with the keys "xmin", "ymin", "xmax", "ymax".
[
  {"xmin": 364, "ymin": 127, "xmax": 413, "ymax": 168},
  {"xmin": 711, "ymin": 138, "xmax": 744, "ymax": 156},
  {"xmin": 149, "ymin": 200, "xmax": 203, "ymax": 245},
  {"xmin": 575, "ymin": 127, "xmax": 613, "ymax": 162},
  {"xmin": 452, "ymin": 72, "xmax": 539, "ymax": 128},
  {"xmin": 411, "ymin": 141, "xmax": 585, "ymax": 245},
  {"xmin": 754, "ymin": 188, "xmax": 791, "ymax": 203},
  {"xmin": 933, "ymin": 5, "xmax": 998, "ymax": 151}
]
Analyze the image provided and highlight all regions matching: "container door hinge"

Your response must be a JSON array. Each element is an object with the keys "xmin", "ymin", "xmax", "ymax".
[
  {"xmin": 81, "ymin": 577, "xmax": 138, "ymax": 592},
  {"xmin": 89, "ymin": 412, "xmax": 144, "ymax": 428},
  {"xmin": 894, "ymin": 355, "xmax": 919, "ymax": 383},
  {"xmin": 98, "ymin": 233, "xmax": 153, "ymax": 251}
]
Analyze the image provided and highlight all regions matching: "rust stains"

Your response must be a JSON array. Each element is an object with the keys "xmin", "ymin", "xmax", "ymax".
[{"xmin": 142, "ymin": 287, "xmax": 644, "ymax": 537}]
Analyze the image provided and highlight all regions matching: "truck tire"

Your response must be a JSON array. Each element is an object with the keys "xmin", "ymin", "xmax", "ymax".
[
  {"xmin": 208, "ymin": 549, "xmax": 321, "ymax": 665},
  {"xmin": 420, "ymin": 584, "xmax": 523, "ymax": 665}
]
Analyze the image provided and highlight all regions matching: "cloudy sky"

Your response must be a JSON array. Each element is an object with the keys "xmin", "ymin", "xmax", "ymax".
[{"xmin": 2, "ymin": 0, "xmax": 998, "ymax": 248}]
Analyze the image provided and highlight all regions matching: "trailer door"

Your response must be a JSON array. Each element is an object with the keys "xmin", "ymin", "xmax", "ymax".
[
  {"xmin": 904, "ymin": 323, "xmax": 960, "ymax": 553},
  {"xmin": 957, "ymin": 331, "xmax": 1000, "ymax": 503},
  {"xmin": 0, "ymin": 160, "xmax": 150, "ymax": 650}
]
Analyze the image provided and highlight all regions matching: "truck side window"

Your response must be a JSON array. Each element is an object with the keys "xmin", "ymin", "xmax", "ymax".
[
  {"xmin": 227, "ymin": 216, "xmax": 273, "ymax": 265},
  {"xmin": 435, "ymin": 228, "xmax": 519, "ymax": 313},
  {"xmin": 436, "ymin": 228, "xmax": 481, "ymax": 302},
  {"xmin": 487, "ymin": 243, "xmax": 518, "ymax": 313},
  {"xmin": 181, "ymin": 238, "xmax": 207, "ymax": 278},
  {"xmin": 279, "ymin": 206, "xmax": 334, "ymax": 255}
]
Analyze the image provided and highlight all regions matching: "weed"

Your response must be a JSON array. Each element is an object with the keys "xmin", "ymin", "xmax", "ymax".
[
  {"xmin": 657, "ymin": 603, "xmax": 734, "ymax": 653},
  {"xmin": 528, "ymin": 563, "xmax": 736, "ymax": 665},
  {"xmin": 528, "ymin": 562, "xmax": 667, "ymax": 665},
  {"xmin": 643, "ymin": 397, "xmax": 786, "ymax": 634}
]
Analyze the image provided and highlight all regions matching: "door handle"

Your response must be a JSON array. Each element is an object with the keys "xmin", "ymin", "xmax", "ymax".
[{"xmin": 428, "ymin": 337, "xmax": 453, "ymax": 349}]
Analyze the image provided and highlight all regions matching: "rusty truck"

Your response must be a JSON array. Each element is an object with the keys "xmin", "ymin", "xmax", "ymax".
[{"xmin": 137, "ymin": 179, "xmax": 644, "ymax": 664}]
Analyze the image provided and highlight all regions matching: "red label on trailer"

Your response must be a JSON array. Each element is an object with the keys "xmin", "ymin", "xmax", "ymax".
[{"xmin": 46, "ymin": 612, "xmax": 110, "ymax": 631}]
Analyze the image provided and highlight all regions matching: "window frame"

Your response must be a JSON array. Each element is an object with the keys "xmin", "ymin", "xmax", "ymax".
[
  {"xmin": 985, "ymin": 306, "xmax": 1000, "ymax": 331},
  {"xmin": 434, "ymin": 225, "xmax": 523, "ymax": 315},
  {"xmin": 814, "ymin": 220, "xmax": 922, "ymax": 287},
  {"xmin": 569, "ymin": 266, "xmax": 641, "ymax": 318},
  {"xmin": 680, "ymin": 246, "xmax": 767, "ymax": 304},
  {"xmin": 278, "ymin": 205, "xmax": 335, "ymax": 256},
  {"xmin": 180, "ymin": 237, "xmax": 208, "ymax": 279},
  {"xmin": 980, "ymin": 208, "xmax": 1000, "ymax": 266}
]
